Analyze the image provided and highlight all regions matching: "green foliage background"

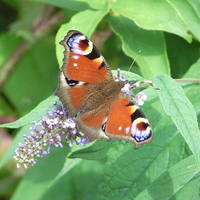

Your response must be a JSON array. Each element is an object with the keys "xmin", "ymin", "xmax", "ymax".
[{"xmin": 0, "ymin": 0, "xmax": 200, "ymax": 199}]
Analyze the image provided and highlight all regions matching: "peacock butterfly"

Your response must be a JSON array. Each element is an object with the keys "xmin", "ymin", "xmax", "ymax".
[{"xmin": 55, "ymin": 30, "xmax": 152, "ymax": 148}]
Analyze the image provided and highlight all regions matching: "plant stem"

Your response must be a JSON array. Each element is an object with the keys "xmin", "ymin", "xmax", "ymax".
[{"xmin": 175, "ymin": 79, "xmax": 200, "ymax": 83}]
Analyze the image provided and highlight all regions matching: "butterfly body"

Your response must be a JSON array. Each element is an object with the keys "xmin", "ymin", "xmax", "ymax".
[{"xmin": 55, "ymin": 30, "xmax": 152, "ymax": 148}]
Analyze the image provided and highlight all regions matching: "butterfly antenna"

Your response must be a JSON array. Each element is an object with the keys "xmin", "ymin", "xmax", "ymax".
[{"xmin": 128, "ymin": 50, "xmax": 141, "ymax": 72}]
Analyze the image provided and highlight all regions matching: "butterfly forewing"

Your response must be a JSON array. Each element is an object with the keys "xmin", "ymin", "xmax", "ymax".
[{"xmin": 60, "ymin": 30, "xmax": 112, "ymax": 83}]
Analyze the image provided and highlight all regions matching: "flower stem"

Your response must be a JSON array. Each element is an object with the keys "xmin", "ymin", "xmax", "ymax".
[{"xmin": 175, "ymin": 78, "xmax": 200, "ymax": 83}]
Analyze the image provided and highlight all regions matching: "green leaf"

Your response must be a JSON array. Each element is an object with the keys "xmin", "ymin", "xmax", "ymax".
[
  {"xmin": 0, "ymin": 95, "xmax": 57, "ymax": 128},
  {"xmin": 107, "ymin": 15, "xmax": 170, "ymax": 78},
  {"xmin": 110, "ymin": 0, "xmax": 192, "ymax": 42},
  {"xmin": 11, "ymin": 144, "xmax": 70, "ymax": 200},
  {"xmin": 11, "ymin": 144, "xmax": 103, "ymax": 200},
  {"xmin": 3, "ymin": 38, "xmax": 58, "ymax": 114},
  {"xmin": 0, "ymin": 126, "xmax": 30, "ymax": 169},
  {"xmin": 69, "ymin": 140, "xmax": 129, "ymax": 160},
  {"xmin": 169, "ymin": 0, "xmax": 200, "ymax": 42},
  {"xmin": 32, "ymin": 0, "xmax": 90, "ymax": 11},
  {"xmin": 152, "ymin": 74, "xmax": 200, "ymax": 165},
  {"xmin": 135, "ymin": 156, "xmax": 200, "ymax": 199},
  {"xmin": 41, "ymin": 159, "xmax": 103, "ymax": 200},
  {"xmin": 56, "ymin": 8, "xmax": 109, "ymax": 67},
  {"xmin": 69, "ymin": 140, "xmax": 109, "ymax": 160},
  {"xmin": 183, "ymin": 57, "xmax": 200, "ymax": 79},
  {"xmin": 0, "ymin": 33, "xmax": 21, "ymax": 67},
  {"xmin": 75, "ymin": 0, "xmax": 108, "ymax": 9},
  {"xmin": 50, "ymin": 158, "xmax": 82, "ymax": 186},
  {"xmin": 181, "ymin": 59, "xmax": 200, "ymax": 114},
  {"xmin": 174, "ymin": 173, "xmax": 200, "ymax": 199}
]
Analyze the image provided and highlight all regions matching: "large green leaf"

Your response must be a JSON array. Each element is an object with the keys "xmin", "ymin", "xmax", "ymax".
[
  {"xmin": 107, "ymin": 14, "xmax": 170, "ymax": 78},
  {"xmin": 96, "ymin": 122, "xmax": 188, "ymax": 199},
  {"xmin": 40, "ymin": 160, "xmax": 103, "ymax": 200},
  {"xmin": 69, "ymin": 140, "xmax": 127, "ymax": 160},
  {"xmin": 135, "ymin": 156, "xmax": 200, "ymax": 200},
  {"xmin": 11, "ymin": 145, "xmax": 103, "ymax": 200},
  {"xmin": 169, "ymin": 0, "xmax": 200, "ymax": 42},
  {"xmin": 152, "ymin": 74, "xmax": 200, "ymax": 166},
  {"xmin": 110, "ymin": 0, "xmax": 192, "ymax": 42}
]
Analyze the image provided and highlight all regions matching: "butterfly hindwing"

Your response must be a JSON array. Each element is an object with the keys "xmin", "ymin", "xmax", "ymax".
[{"xmin": 105, "ymin": 94, "xmax": 152, "ymax": 148}]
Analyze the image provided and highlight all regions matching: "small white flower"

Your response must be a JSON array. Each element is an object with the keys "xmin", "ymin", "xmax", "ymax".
[
  {"xmin": 63, "ymin": 119, "xmax": 76, "ymax": 129},
  {"xmin": 121, "ymin": 83, "xmax": 131, "ymax": 95},
  {"xmin": 135, "ymin": 92, "xmax": 147, "ymax": 106}
]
